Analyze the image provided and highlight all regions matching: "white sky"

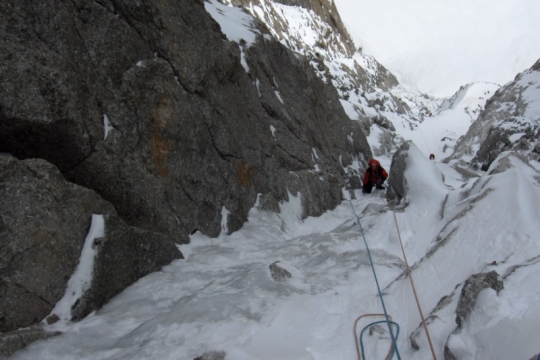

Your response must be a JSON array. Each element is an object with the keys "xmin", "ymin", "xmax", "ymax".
[{"xmin": 333, "ymin": 0, "xmax": 540, "ymax": 97}]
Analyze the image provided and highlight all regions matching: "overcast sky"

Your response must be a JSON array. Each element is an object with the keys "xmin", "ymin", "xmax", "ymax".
[{"xmin": 333, "ymin": 0, "xmax": 540, "ymax": 98}]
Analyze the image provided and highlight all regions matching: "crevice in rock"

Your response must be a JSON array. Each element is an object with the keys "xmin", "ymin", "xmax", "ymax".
[
  {"xmin": 6, "ymin": 279, "xmax": 53, "ymax": 307},
  {"xmin": 203, "ymin": 120, "xmax": 242, "ymax": 162},
  {"xmin": 275, "ymin": 142, "xmax": 310, "ymax": 169}
]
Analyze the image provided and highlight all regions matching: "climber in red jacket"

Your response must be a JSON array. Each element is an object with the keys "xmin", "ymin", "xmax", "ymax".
[{"xmin": 363, "ymin": 159, "xmax": 388, "ymax": 194}]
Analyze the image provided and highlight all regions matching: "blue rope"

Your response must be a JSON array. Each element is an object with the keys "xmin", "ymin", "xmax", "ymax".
[
  {"xmin": 349, "ymin": 200, "xmax": 402, "ymax": 360},
  {"xmin": 360, "ymin": 320, "xmax": 400, "ymax": 360}
]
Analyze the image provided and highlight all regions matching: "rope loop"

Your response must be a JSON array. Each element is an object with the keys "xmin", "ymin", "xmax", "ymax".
[{"xmin": 354, "ymin": 314, "xmax": 399, "ymax": 360}]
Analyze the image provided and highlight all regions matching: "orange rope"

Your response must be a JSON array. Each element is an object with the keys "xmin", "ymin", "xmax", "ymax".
[
  {"xmin": 353, "ymin": 314, "xmax": 395, "ymax": 360},
  {"xmin": 392, "ymin": 209, "xmax": 438, "ymax": 360}
]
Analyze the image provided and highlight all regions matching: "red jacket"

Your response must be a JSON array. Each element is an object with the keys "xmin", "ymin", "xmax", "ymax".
[{"xmin": 363, "ymin": 159, "xmax": 388, "ymax": 185}]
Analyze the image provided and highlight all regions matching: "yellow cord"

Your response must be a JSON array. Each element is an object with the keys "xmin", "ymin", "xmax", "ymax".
[{"xmin": 392, "ymin": 209, "xmax": 438, "ymax": 360}]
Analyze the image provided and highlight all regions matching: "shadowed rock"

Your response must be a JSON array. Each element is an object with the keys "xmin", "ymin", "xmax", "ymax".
[
  {"xmin": 0, "ymin": 0, "xmax": 371, "ymax": 339},
  {"xmin": 454, "ymin": 270, "xmax": 503, "ymax": 328},
  {"xmin": 269, "ymin": 261, "xmax": 292, "ymax": 282},
  {"xmin": 386, "ymin": 140, "xmax": 411, "ymax": 206},
  {"xmin": 0, "ymin": 0, "xmax": 371, "ymax": 245},
  {"xmin": 0, "ymin": 156, "xmax": 181, "ymax": 333}
]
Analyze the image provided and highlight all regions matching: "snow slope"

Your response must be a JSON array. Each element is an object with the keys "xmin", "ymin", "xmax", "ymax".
[
  {"xmin": 12, "ymin": 144, "xmax": 540, "ymax": 360},
  {"xmin": 399, "ymin": 82, "xmax": 501, "ymax": 161}
]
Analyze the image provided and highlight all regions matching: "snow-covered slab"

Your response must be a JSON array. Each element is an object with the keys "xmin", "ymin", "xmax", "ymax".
[{"xmin": 205, "ymin": 0, "xmax": 259, "ymax": 46}]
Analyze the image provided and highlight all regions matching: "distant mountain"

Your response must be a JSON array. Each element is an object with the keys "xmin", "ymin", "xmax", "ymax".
[
  {"xmin": 448, "ymin": 59, "xmax": 540, "ymax": 170},
  {"xmin": 220, "ymin": 0, "xmax": 443, "ymax": 157}
]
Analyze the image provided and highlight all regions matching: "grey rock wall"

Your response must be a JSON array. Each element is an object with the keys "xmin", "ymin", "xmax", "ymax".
[
  {"xmin": 0, "ymin": 155, "xmax": 181, "ymax": 333},
  {"xmin": 1, "ymin": 0, "xmax": 370, "ymax": 244},
  {"xmin": 0, "ymin": 0, "xmax": 370, "ymax": 334},
  {"xmin": 386, "ymin": 140, "xmax": 411, "ymax": 206}
]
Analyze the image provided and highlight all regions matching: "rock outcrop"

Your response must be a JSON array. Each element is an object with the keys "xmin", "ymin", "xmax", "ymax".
[
  {"xmin": 448, "ymin": 58, "xmax": 540, "ymax": 169},
  {"xmin": 0, "ymin": 155, "xmax": 181, "ymax": 333},
  {"xmin": 223, "ymin": 0, "xmax": 356, "ymax": 57},
  {"xmin": 221, "ymin": 0, "xmax": 425, "ymax": 159},
  {"xmin": 444, "ymin": 271, "xmax": 504, "ymax": 359},
  {"xmin": 386, "ymin": 141, "xmax": 411, "ymax": 206},
  {"xmin": 454, "ymin": 271, "xmax": 504, "ymax": 329},
  {"xmin": 194, "ymin": 351, "xmax": 226, "ymax": 360},
  {"xmin": 0, "ymin": 0, "xmax": 370, "ymax": 334}
]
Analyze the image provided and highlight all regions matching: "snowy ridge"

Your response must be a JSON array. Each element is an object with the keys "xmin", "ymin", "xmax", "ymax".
[
  {"xmin": 209, "ymin": 0, "xmax": 515, "ymax": 163},
  {"xmin": 215, "ymin": 0, "xmax": 447, "ymax": 157},
  {"xmin": 437, "ymin": 82, "xmax": 500, "ymax": 119},
  {"xmin": 449, "ymin": 60, "xmax": 540, "ymax": 167}
]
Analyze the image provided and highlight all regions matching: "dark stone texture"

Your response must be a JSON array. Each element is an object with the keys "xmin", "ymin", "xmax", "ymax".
[
  {"xmin": 194, "ymin": 351, "xmax": 226, "ymax": 360},
  {"xmin": 1, "ymin": 0, "xmax": 371, "ymax": 245},
  {"xmin": 0, "ymin": 156, "xmax": 181, "ymax": 332},
  {"xmin": 269, "ymin": 261, "xmax": 292, "ymax": 282},
  {"xmin": 454, "ymin": 270, "xmax": 503, "ymax": 328},
  {"xmin": 449, "ymin": 58, "xmax": 540, "ymax": 169},
  {"xmin": 0, "ymin": 0, "xmax": 370, "ymax": 336},
  {"xmin": 444, "ymin": 271, "xmax": 504, "ymax": 359},
  {"xmin": 70, "ymin": 214, "xmax": 183, "ymax": 321},
  {"xmin": 386, "ymin": 140, "xmax": 411, "ymax": 205},
  {"xmin": 0, "ymin": 156, "xmax": 112, "ymax": 332}
]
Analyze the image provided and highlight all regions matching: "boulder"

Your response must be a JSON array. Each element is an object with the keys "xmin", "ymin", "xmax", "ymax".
[
  {"xmin": 0, "ymin": 155, "xmax": 182, "ymax": 332},
  {"xmin": 269, "ymin": 261, "xmax": 292, "ymax": 282},
  {"xmin": 444, "ymin": 271, "xmax": 504, "ymax": 359},
  {"xmin": 386, "ymin": 141, "xmax": 411, "ymax": 205},
  {"xmin": 454, "ymin": 270, "xmax": 503, "ymax": 328}
]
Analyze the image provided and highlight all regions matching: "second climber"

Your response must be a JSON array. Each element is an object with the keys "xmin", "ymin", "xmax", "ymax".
[{"xmin": 363, "ymin": 159, "xmax": 388, "ymax": 194}]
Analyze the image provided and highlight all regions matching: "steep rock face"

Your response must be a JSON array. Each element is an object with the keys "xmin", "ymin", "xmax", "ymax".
[
  {"xmin": 222, "ymin": 0, "xmax": 356, "ymax": 56},
  {"xmin": 448, "ymin": 58, "xmax": 540, "ymax": 169},
  {"xmin": 0, "ymin": 0, "xmax": 371, "ymax": 246},
  {"xmin": 222, "ymin": 0, "xmax": 442, "ymax": 159},
  {"xmin": 0, "ymin": 155, "xmax": 181, "ymax": 333}
]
